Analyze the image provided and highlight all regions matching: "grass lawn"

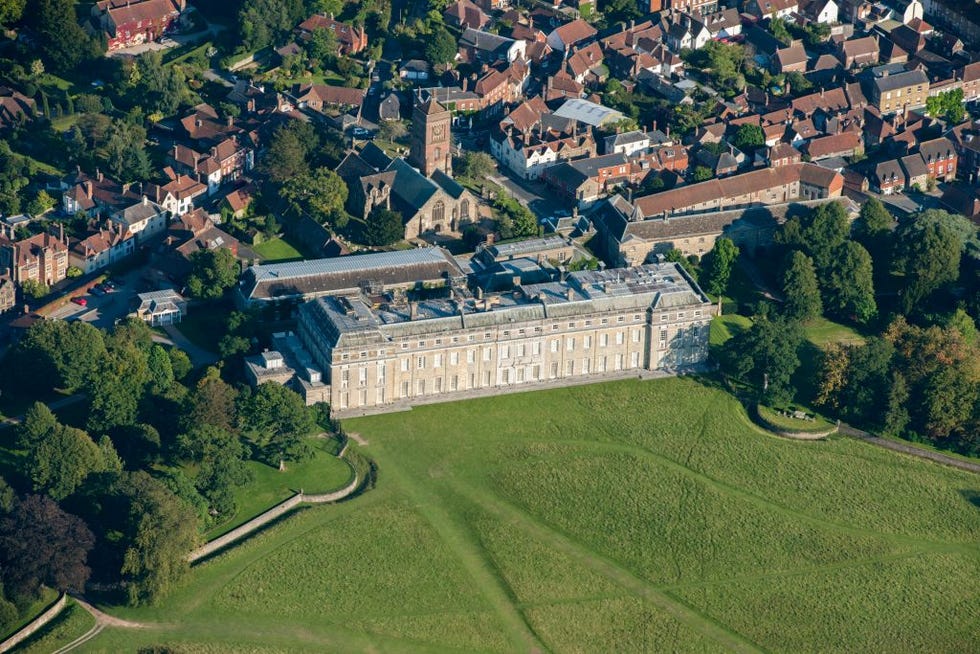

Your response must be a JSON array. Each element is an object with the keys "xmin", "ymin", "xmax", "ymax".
[
  {"xmin": 174, "ymin": 309, "xmax": 228, "ymax": 352},
  {"xmin": 13, "ymin": 601, "xmax": 94, "ymax": 654},
  {"xmin": 252, "ymin": 236, "xmax": 305, "ymax": 262},
  {"xmin": 803, "ymin": 315, "xmax": 866, "ymax": 347},
  {"xmin": 65, "ymin": 377, "xmax": 980, "ymax": 653},
  {"xmin": 757, "ymin": 403, "xmax": 835, "ymax": 434},
  {"xmin": 204, "ymin": 438, "xmax": 354, "ymax": 540}
]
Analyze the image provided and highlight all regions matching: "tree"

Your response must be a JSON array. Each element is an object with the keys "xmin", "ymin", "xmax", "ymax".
[
  {"xmin": 186, "ymin": 247, "xmax": 239, "ymax": 299},
  {"xmin": 425, "ymin": 26, "xmax": 458, "ymax": 66},
  {"xmin": 20, "ymin": 279, "xmax": 49, "ymax": 299},
  {"xmin": 260, "ymin": 122, "xmax": 317, "ymax": 183},
  {"xmin": 3, "ymin": 320, "xmax": 106, "ymax": 395},
  {"xmin": 238, "ymin": 383, "xmax": 316, "ymax": 467},
  {"xmin": 721, "ymin": 317, "xmax": 804, "ymax": 405},
  {"xmin": 0, "ymin": 0, "xmax": 25, "ymax": 26},
  {"xmin": 110, "ymin": 423, "xmax": 161, "ymax": 468},
  {"xmin": 147, "ymin": 344, "xmax": 175, "ymax": 395},
  {"xmin": 133, "ymin": 51, "xmax": 188, "ymax": 116},
  {"xmin": 112, "ymin": 472, "xmax": 198, "ymax": 605},
  {"xmin": 701, "ymin": 238, "xmax": 739, "ymax": 296},
  {"xmin": 306, "ymin": 27, "xmax": 339, "ymax": 64},
  {"xmin": 692, "ymin": 166, "xmax": 714, "ymax": 182},
  {"xmin": 27, "ymin": 190, "xmax": 55, "ymax": 216},
  {"xmin": 362, "ymin": 207, "xmax": 404, "ymax": 246},
  {"xmin": 237, "ymin": 0, "xmax": 305, "ymax": 51},
  {"xmin": 0, "ymin": 495, "xmax": 94, "ymax": 598},
  {"xmin": 925, "ymin": 88, "xmax": 965, "ymax": 124},
  {"xmin": 882, "ymin": 371, "xmax": 910, "ymax": 437},
  {"xmin": 28, "ymin": 425, "xmax": 105, "ymax": 500},
  {"xmin": 26, "ymin": 0, "xmax": 102, "ymax": 73},
  {"xmin": 16, "ymin": 402, "xmax": 58, "ymax": 450},
  {"xmin": 103, "ymin": 119, "xmax": 152, "ymax": 182},
  {"xmin": 195, "ymin": 450, "xmax": 252, "ymax": 517},
  {"xmin": 182, "ymin": 373, "xmax": 238, "ymax": 433},
  {"xmin": 824, "ymin": 241, "xmax": 876, "ymax": 324},
  {"xmin": 780, "ymin": 251, "xmax": 822, "ymax": 321},
  {"xmin": 854, "ymin": 198, "xmax": 892, "ymax": 242},
  {"xmin": 457, "ymin": 151, "xmax": 495, "ymax": 180},
  {"xmin": 378, "ymin": 119, "xmax": 407, "ymax": 141},
  {"xmin": 168, "ymin": 349, "xmax": 192, "ymax": 381},
  {"xmin": 280, "ymin": 168, "xmax": 348, "ymax": 227},
  {"xmin": 770, "ymin": 17, "xmax": 792, "ymax": 45},
  {"xmin": 87, "ymin": 346, "xmax": 151, "ymax": 434},
  {"xmin": 732, "ymin": 124, "xmax": 765, "ymax": 151},
  {"xmin": 894, "ymin": 217, "xmax": 963, "ymax": 314}
]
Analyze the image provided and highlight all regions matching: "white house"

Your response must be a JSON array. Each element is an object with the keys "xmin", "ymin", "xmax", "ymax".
[
  {"xmin": 806, "ymin": 0, "xmax": 838, "ymax": 24},
  {"xmin": 110, "ymin": 197, "xmax": 169, "ymax": 242}
]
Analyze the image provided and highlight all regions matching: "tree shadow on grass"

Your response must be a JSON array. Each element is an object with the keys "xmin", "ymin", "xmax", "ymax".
[{"xmin": 960, "ymin": 490, "xmax": 980, "ymax": 511}]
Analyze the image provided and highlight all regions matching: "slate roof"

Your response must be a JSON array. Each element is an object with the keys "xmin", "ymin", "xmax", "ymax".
[{"xmin": 240, "ymin": 248, "xmax": 465, "ymax": 302}]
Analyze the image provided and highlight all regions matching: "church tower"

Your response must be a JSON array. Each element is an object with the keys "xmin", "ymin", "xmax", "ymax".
[{"xmin": 409, "ymin": 97, "xmax": 453, "ymax": 177}]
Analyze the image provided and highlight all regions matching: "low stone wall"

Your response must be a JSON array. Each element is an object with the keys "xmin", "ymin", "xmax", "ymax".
[
  {"xmin": 187, "ymin": 469, "xmax": 361, "ymax": 563},
  {"xmin": 0, "ymin": 593, "xmax": 67, "ymax": 653},
  {"xmin": 754, "ymin": 406, "xmax": 838, "ymax": 440}
]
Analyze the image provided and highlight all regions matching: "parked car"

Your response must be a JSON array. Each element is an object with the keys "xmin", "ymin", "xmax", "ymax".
[
  {"xmin": 71, "ymin": 297, "xmax": 87, "ymax": 306},
  {"xmin": 90, "ymin": 286, "xmax": 105, "ymax": 296}
]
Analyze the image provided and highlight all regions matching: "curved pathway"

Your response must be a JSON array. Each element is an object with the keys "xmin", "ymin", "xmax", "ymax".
[
  {"xmin": 53, "ymin": 597, "xmax": 157, "ymax": 654},
  {"xmin": 838, "ymin": 424, "xmax": 980, "ymax": 474}
]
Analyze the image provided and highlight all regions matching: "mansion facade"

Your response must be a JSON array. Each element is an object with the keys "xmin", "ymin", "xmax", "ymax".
[{"xmin": 297, "ymin": 263, "xmax": 715, "ymax": 416}]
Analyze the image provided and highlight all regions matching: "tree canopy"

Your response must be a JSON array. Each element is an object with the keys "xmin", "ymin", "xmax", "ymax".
[
  {"xmin": 0, "ymin": 495, "xmax": 94, "ymax": 598},
  {"xmin": 701, "ymin": 238, "xmax": 739, "ymax": 296},
  {"xmin": 721, "ymin": 317, "xmax": 804, "ymax": 405},
  {"xmin": 362, "ymin": 207, "xmax": 404, "ymax": 246},
  {"xmin": 187, "ymin": 247, "xmax": 240, "ymax": 300},
  {"xmin": 780, "ymin": 251, "xmax": 822, "ymax": 322}
]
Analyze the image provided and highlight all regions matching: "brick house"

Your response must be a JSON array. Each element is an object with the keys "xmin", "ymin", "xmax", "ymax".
[
  {"xmin": 0, "ymin": 273, "xmax": 14, "ymax": 313},
  {"xmin": 93, "ymin": 0, "xmax": 186, "ymax": 52},
  {"xmin": 872, "ymin": 159, "xmax": 905, "ymax": 194},
  {"xmin": 918, "ymin": 137, "xmax": 957, "ymax": 181},
  {"xmin": 296, "ymin": 14, "xmax": 368, "ymax": 56},
  {"xmin": 0, "ymin": 228, "xmax": 69, "ymax": 286}
]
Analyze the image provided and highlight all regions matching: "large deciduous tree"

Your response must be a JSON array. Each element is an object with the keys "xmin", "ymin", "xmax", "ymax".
[
  {"xmin": 0, "ymin": 495, "xmax": 94, "ymax": 598},
  {"xmin": 893, "ymin": 212, "xmax": 970, "ymax": 314},
  {"xmin": 824, "ymin": 241, "xmax": 876, "ymax": 324},
  {"xmin": 721, "ymin": 317, "xmax": 804, "ymax": 405},
  {"xmin": 780, "ymin": 251, "xmax": 822, "ymax": 321},
  {"xmin": 28, "ymin": 425, "xmax": 106, "ymax": 500},
  {"xmin": 701, "ymin": 237, "xmax": 739, "ymax": 296},
  {"xmin": 186, "ymin": 247, "xmax": 240, "ymax": 299},
  {"xmin": 238, "ymin": 383, "xmax": 316, "ymax": 467},
  {"xmin": 280, "ymin": 168, "xmax": 348, "ymax": 227},
  {"xmin": 112, "ymin": 472, "xmax": 199, "ymax": 606},
  {"xmin": 4, "ymin": 320, "xmax": 106, "ymax": 395}
]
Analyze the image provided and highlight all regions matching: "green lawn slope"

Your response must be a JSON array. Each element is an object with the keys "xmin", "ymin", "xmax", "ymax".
[{"xmin": 63, "ymin": 377, "xmax": 979, "ymax": 653}]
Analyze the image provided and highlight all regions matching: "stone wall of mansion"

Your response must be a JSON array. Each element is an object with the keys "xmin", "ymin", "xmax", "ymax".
[{"xmin": 296, "ymin": 263, "xmax": 716, "ymax": 416}]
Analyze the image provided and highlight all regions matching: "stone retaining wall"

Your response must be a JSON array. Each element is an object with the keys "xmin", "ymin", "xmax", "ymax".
[
  {"xmin": 0, "ymin": 593, "xmax": 67, "ymax": 653},
  {"xmin": 187, "ymin": 470, "xmax": 361, "ymax": 563}
]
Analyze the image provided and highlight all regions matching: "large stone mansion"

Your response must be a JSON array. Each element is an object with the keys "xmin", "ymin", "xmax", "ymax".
[{"xmin": 293, "ymin": 262, "xmax": 715, "ymax": 416}]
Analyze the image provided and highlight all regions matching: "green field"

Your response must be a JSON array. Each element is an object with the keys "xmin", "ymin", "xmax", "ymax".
[
  {"xmin": 252, "ymin": 237, "xmax": 306, "ymax": 262},
  {"xmin": 53, "ymin": 376, "xmax": 979, "ymax": 653}
]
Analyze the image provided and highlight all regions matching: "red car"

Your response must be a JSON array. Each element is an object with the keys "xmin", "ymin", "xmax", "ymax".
[{"xmin": 71, "ymin": 297, "xmax": 87, "ymax": 306}]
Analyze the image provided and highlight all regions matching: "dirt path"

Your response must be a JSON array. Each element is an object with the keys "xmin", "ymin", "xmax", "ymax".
[
  {"xmin": 839, "ymin": 424, "xmax": 980, "ymax": 474},
  {"xmin": 347, "ymin": 432, "xmax": 368, "ymax": 446},
  {"xmin": 53, "ymin": 596, "xmax": 160, "ymax": 654}
]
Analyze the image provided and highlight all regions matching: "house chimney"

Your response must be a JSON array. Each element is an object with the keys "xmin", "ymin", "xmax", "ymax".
[
  {"xmin": 409, "ymin": 301, "xmax": 418, "ymax": 320},
  {"xmin": 59, "ymin": 223, "xmax": 64, "ymax": 244},
  {"xmin": 566, "ymin": 287, "xmax": 574, "ymax": 301},
  {"xmin": 96, "ymin": 168, "xmax": 103, "ymax": 182},
  {"xmin": 84, "ymin": 181, "xmax": 93, "ymax": 199}
]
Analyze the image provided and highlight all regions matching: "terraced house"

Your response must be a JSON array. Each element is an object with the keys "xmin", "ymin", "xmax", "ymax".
[{"xmin": 297, "ymin": 263, "xmax": 715, "ymax": 415}]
